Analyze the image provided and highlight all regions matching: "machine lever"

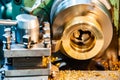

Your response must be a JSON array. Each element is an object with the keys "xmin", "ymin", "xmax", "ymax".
[{"xmin": 0, "ymin": 20, "xmax": 17, "ymax": 26}]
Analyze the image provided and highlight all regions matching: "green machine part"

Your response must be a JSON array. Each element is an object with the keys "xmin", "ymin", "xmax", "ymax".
[
  {"xmin": 12, "ymin": 0, "xmax": 35, "ymax": 19},
  {"xmin": 32, "ymin": 0, "xmax": 54, "ymax": 22},
  {"xmin": 110, "ymin": 0, "xmax": 119, "ymax": 31},
  {"xmin": 12, "ymin": 0, "xmax": 54, "ymax": 21},
  {"xmin": 32, "ymin": 0, "xmax": 53, "ymax": 16}
]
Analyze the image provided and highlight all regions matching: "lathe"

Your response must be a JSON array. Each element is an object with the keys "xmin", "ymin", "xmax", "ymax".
[{"xmin": 0, "ymin": 0, "xmax": 120, "ymax": 80}]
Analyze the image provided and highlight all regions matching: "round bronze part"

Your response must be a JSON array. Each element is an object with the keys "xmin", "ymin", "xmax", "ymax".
[
  {"xmin": 51, "ymin": 0, "xmax": 113, "ymax": 60},
  {"xmin": 61, "ymin": 16, "xmax": 104, "ymax": 59}
]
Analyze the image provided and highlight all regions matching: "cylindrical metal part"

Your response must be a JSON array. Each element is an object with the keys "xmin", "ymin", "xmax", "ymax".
[
  {"xmin": 50, "ymin": 0, "xmax": 113, "ymax": 60},
  {"xmin": 16, "ymin": 14, "xmax": 39, "ymax": 43}
]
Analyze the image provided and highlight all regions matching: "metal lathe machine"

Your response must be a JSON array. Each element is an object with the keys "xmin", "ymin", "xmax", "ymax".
[{"xmin": 0, "ymin": 0, "xmax": 120, "ymax": 80}]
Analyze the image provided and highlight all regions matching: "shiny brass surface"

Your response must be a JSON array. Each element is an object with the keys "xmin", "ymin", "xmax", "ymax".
[
  {"xmin": 51, "ymin": 0, "xmax": 113, "ymax": 60},
  {"xmin": 61, "ymin": 16, "xmax": 104, "ymax": 59}
]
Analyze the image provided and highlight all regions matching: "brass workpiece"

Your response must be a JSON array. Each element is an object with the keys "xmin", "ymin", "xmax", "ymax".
[{"xmin": 50, "ymin": 0, "xmax": 113, "ymax": 60}]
